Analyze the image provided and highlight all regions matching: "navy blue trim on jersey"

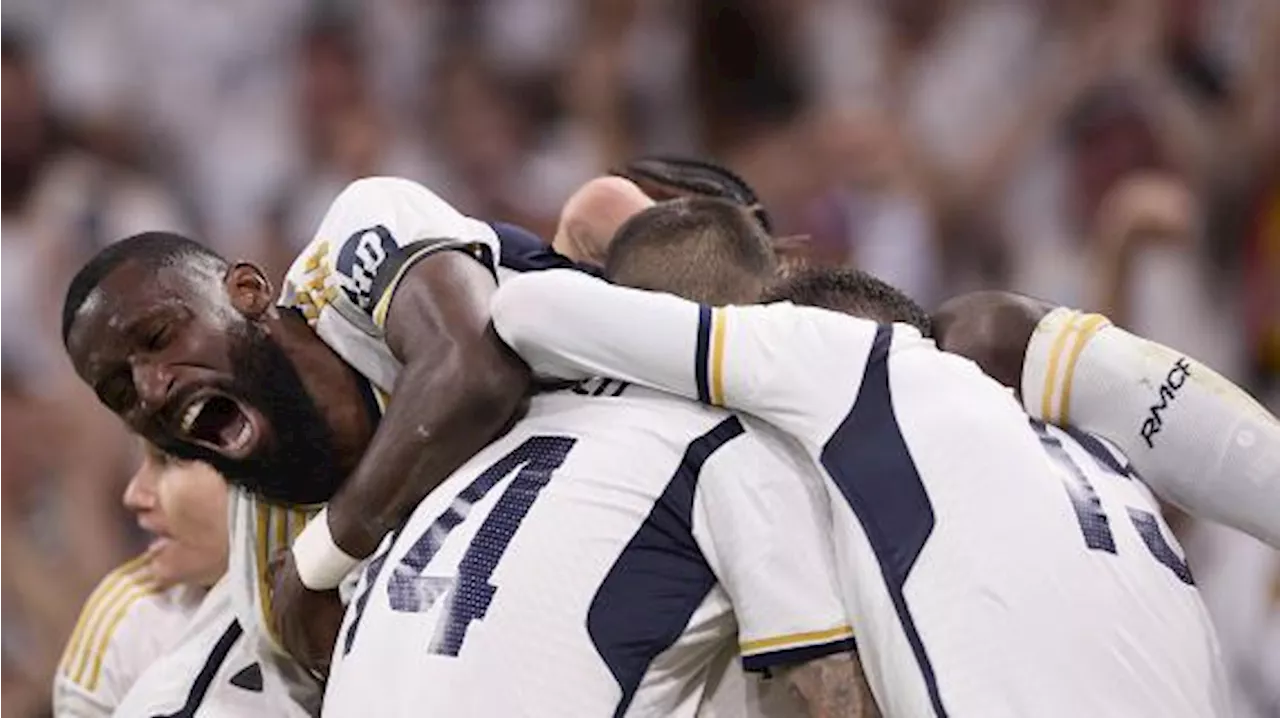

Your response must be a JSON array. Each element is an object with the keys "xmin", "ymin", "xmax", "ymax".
[
  {"xmin": 694, "ymin": 306, "xmax": 713, "ymax": 403},
  {"xmin": 741, "ymin": 636, "xmax": 857, "ymax": 673},
  {"xmin": 492, "ymin": 222, "xmax": 603, "ymax": 276},
  {"xmin": 588, "ymin": 417, "xmax": 745, "ymax": 718},
  {"xmin": 1062, "ymin": 426, "xmax": 1136, "ymax": 478},
  {"xmin": 819, "ymin": 325, "xmax": 948, "ymax": 717},
  {"xmin": 156, "ymin": 620, "xmax": 243, "ymax": 718}
]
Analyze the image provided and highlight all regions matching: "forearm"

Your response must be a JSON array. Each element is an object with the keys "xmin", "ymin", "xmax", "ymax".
[
  {"xmin": 1023, "ymin": 308, "xmax": 1280, "ymax": 547},
  {"xmin": 326, "ymin": 336, "xmax": 527, "ymax": 558},
  {"xmin": 783, "ymin": 653, "xmax": 881, "ymax": 718},
  {"xmin": 492, "ymin": 270, "xmax": 704, "ymax": 398}
]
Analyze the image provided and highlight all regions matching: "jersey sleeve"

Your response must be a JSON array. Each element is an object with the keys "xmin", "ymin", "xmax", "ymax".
[
  {"xmin": 1022, "ymin": 307, "xmax": 1280, "ymax": 548},
  {"xmin": 491, "ymin": 269, "xmax": 879, "ymax": 444},
  {"xmin": 692, "ymin": 419, "xmax": 854, "ymax": 672},
  {"xmin": 281, "ymin": 177, "xmax": 502, "ymax": 329},
  {"xmin": 53, "ymin": 558, "xmax": 175, "ymax": 716}
]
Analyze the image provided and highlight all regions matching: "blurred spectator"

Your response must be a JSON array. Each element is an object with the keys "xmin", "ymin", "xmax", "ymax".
[{"xmin": 260, "ymin": 12, "xmax": 435, "ymax": 274}]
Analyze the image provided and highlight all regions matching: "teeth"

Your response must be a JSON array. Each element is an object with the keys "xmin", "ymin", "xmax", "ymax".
[
  {"xmin": 229, "ymin": 421, "xmax": 253, "ymax": 451},
  {"xmin": 181, "ymin": 399, "xmax": 208, "ymax": 433}
]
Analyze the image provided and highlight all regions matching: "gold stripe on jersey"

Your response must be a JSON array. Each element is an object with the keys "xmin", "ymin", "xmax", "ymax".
[
  {"xmin": 370, "ymin": 245, "xmax": 441, "ymax": 329},
  {"xmin": 83, "ymin": 585, "xmax": 153, "ymax": 689},
  {"xmin": 1039, "ymin": 312, "xmax": 1082, "ymax": 423},
  {"xmin": 738, "ymin": 624, "xmax": 854, "ymax": 655},
  {"xmin": 1055, "ymin": 314, "xmax": 1111, "ymax": 424},
  {"xmin": 60, "ymin": 555, "xmax": 158, "ymax": 688},
  {"xmin": 59, "ymin": 554, "xmax": 148, "ymax": 674},
  {"xmin": 254, "ymin": 501, "xmax": 322, "ymax": 647},
  {"xmin": 709, "ymin": 308, "xmax": 728, "ymax": 406}
]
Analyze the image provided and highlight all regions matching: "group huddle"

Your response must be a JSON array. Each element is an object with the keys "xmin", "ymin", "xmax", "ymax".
[{"xmin": 55, "ymin": 159, "xmax": 1279, "ymax": 717}]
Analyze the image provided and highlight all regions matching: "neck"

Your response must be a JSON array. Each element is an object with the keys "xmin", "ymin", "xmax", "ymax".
[{"xmin": 267, "ymin": 309, "xmax": 376, "ymax": 476}]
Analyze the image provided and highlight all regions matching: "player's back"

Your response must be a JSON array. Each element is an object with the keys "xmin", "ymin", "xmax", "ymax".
[
  {"xmin": 845, "ymin": 338, "xmax": 1228, "ymax": 717},
  {"xmin": 325, "ymin": 381, "xmax": 848, "ymax": 717}
]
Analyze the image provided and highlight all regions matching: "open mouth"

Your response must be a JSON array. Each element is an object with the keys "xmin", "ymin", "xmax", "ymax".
[{"xmin": 177, "ymin": 392, "xmax": 259, "ymax": 457}]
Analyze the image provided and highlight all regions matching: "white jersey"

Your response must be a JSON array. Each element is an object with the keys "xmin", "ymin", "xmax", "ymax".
[
  {"xmin": 54, "ymin": 556, "xmax": 203, "ymax": 717},
  {"xmin": 113, "ymin": 579, "xmax": 309, "ymax": 718},
  {"xmin": 325, "ymin": 383, "xmax": 851, "ymax": 717},
  {"xmin": 228, "ymin": 176, "xmax": 584, "ymax": 707},
  {"xmin": 492, "ymin": 270, "xmax": 1231, "ymax": 718}
]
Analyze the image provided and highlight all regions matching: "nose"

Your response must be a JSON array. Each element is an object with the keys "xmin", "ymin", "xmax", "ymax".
[
  {"xmin": 123, "ymin": 455, "xmax": 159, "ymax": 513},
  {"xmin": 131, "ymin": 360, "xmax": 175, "ymax": 414}
]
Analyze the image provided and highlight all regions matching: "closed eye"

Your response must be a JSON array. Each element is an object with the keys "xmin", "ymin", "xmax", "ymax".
[
  {"xmin": 145, "ymin": 322, "xmax": 173, "ymax": 351},
  {"xmin": 98, "ymin": 370, "xmax": 138, "ymax": 414}
]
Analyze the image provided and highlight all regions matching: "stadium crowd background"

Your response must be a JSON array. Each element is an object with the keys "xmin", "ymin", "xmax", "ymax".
[{"xmin": 1, "ymin": 0, "xmax": 1277, "ymax": 716}]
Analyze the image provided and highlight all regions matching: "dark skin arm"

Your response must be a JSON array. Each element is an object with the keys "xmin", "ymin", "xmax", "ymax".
[
  {"xmin": 932, "ymin": 290, "xmax": 1054, "ymax": 395},
  {"xmin": 272, "ymin": 250, "xmax": 530, "ymax": 672}
]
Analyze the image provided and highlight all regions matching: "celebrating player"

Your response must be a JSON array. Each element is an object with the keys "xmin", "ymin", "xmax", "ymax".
[
  {"xmin": 57, "ymin": 172, "xmax": 659, "ymax": 686},
  {"xmin": 55, "ymin": 443, "xmax": 303, "ymax": 717},
  {"xmin": 323, "ymin": 194, "xmax": 875, "ymax": 717},
  {"xmin": 492, "ymin": 197, "xmax": 1232, "ymax": 717}
]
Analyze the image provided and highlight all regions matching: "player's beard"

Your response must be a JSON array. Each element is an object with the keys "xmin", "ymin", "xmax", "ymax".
[{"xmin": 154, "ymin": 320, "xmax": 346, "ymax": 506}]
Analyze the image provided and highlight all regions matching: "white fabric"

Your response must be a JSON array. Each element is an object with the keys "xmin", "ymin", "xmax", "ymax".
[
  {"xmin": 492, "ymin": 270, "xmax": 1231, "ymax": 717},
  {"xmin": 53, "ymin": 560, "xmax": 201, "ymax": 717},
  {"xmin": 112, "ymin": 579, "xmax": 308, "ymax": 718},
  {"xmin": 1022, "ymin": 307, "xmax": 1280, "ymax": 548},
  {"xmin": 324, "ymin": 386, "xmax": 849, "ymax": 717}
]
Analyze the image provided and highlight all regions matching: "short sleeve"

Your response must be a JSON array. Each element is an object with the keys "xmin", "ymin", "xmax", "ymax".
[
  {"xmin": 54, "ymin": 559, "xmax": 185, "ymax": 715},
  {"xmin": 692, "ymin": 419, "xmax": 854, "ymax": 673},
  {"xmin": 280, "ymin": 177, "xmax": 501, "ymax": 328}
]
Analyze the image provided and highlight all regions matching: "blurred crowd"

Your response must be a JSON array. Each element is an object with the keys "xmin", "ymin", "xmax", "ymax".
[{"xmin": 2, "ymin": 1, "xmax": 1278, "ymax": 716}]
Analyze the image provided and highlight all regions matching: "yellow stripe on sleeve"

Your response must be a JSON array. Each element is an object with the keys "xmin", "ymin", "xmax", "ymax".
[
  {"xmin": 59, "ymin": 555, "xmax": 150, "ymax": 677},
  {"xmin": 82, "ymin": 586, "xmax": 153, "ymax": 690},
  {"xmin": 370, "ymin": 245, "xmax": 443, "ymax": 328},
  {"xmin": 710, "ymin": 308, "xmax": 728, "ymax": 406},
  {"xmin": 1055, "ymin": 314, "xmax": 1111, "ymax": 425},
  {"xmin": 1040, "ymin": 313, "xmax": 1084, "ymax": 423},
  {"xmin": 256, "ymin": 502, "xmax": 274, "ymax": 639},
  {"xmin": 739, "ymin": 624, "xmax": 854, "ymax": 655}
]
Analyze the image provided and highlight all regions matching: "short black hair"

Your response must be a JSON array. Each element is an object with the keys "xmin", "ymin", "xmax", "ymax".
[
  {"xmin": 763, "ymin": 266, "xmax": 932, "ymax": 336},
  {"xmin": 61, "ymin": 231, "xmax": 227, "ymax": 343},
  {"xmin": 605, "ymin": 196, "xmax": 778, "ymax": 305}
]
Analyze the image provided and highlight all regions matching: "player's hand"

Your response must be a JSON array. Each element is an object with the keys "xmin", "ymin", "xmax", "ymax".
[{"xmin": 269, "ymin": 548, "xmax": 347, "ymax": 677}]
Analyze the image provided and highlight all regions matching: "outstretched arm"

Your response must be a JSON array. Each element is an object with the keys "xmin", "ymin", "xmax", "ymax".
[{"xmin": 936, "ymin": 291, "xmax": 1280, "ymax": 548}]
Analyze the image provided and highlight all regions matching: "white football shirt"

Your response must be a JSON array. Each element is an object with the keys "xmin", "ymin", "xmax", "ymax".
[
  {"xmin": 227, "ymin": 176, "xmax": 587, "ymax": 706},
  {"xmin": 324, "ymin": 383, "xmax": 851, "ymax": 717},
  {"xmin": 54, "ymin": 556, "xmax": 203, "ymax": 717},
  {"xmin": 492, "ymin": 270, "xmax": 1231, "ymax": 718}
]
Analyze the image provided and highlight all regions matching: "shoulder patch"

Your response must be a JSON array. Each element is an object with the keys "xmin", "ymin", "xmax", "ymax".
[
  {"xmin": 59, "ymin": 555, "xmax": 162, "ymax": 691},
  {"xmin": 335, "ymin": 225, "xmax": 398, "ymax": 311}
]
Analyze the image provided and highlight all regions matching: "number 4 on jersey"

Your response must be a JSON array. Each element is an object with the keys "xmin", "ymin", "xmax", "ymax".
[{"xmin": 343, "ymin": 436, "xmax": 577, "ymax": 657}]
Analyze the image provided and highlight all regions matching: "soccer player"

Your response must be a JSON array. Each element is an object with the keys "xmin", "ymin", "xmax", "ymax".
[
  {"xmin": 934, "ymin": 291, "xmax": 1280, "ymax": 549},
  {"xmin": 323, "ymin": 195, "xmax": 873, "ymax": 717},
  {"xmin": 55, "ymin": 443, "xmax": 301, "ymax": 717},
  {"xmin": 57, "ymin": 173, "xmax": 657, "ymax": 680},
  {"xmin": 491, "ymin": 198, "xmax": 1230, "ymax": 717},
  {"xmin": 53, "ymin": 443, "xmax": 221, "ymax": 716}
]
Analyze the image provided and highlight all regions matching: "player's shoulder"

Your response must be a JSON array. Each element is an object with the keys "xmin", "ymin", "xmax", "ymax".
[
  {"xmin": 280, "ymin": 176, "xmax": 501, "ymax": 319},
  {"xmin": 57, "ymin": 555, "xmax": 187, "ymax": 695}
]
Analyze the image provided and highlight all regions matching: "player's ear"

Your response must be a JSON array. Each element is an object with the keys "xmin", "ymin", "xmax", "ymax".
[{"xmin": 226, "ymin": 263, "xmax": 275, "ymax": 319}]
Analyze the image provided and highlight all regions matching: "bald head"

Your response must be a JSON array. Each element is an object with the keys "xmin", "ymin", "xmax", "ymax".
[{"xmin": 604, "ymin": 197, "xmax": 778, "ymax": 305}]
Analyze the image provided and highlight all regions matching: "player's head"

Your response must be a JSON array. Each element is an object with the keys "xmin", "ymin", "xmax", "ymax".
[
  {"xmin": 764, "ymin": 266, "xmax": 932, "ymax": 336},
  {"xmin": 61, "ymin": 231, "xmax": 343, "ymax": 505},
  {"xmin": 124, "ymin": 441, "xmax": 229, "ymax": 589},
  {"xmin": 604, "ymin": 196, "xmax": 778, "ymax": 305},
  {"xmin": 610, "ymin": 156, "xmax": 774, "ymax": 234}
]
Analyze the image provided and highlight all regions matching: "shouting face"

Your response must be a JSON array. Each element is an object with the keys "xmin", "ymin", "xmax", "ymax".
[{"xmin": 65, "ymin": 255, "xmax": 344, "ymax": 505}]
